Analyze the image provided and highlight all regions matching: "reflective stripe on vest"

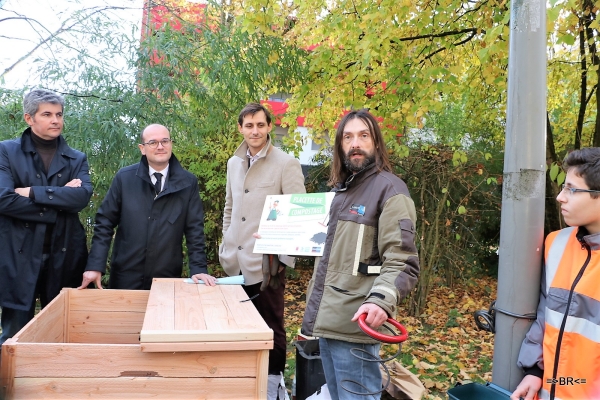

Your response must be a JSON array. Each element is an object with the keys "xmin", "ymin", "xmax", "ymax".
[{"xmin": 544, "ymin": 227, "xmax": 574, "ymax": 290}]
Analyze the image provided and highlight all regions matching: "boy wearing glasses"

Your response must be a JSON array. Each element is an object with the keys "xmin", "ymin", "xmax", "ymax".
[
  {"xmin": 80, "ymin": 124, "xmax": 215, "ymax": 290},
  {"xmin": 511, "ymin": 148, "xmax": 600, "ymax": 400}
]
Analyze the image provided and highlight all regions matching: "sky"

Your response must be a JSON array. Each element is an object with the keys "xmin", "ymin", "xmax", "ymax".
[{"xmin": 0, "ymin": 0, "xmax": 144, "ymax": 90}]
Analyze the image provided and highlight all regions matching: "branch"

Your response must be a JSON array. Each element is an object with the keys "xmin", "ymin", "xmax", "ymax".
[
  {"xmin": 57, "ymin": 91, "xmax": 124, "ymax": 103},
  {"xmin": 419, "ymin": 29, "xmax": 479, "ymax": 65},
  {"xmin": 392, "ymin": 27, "xmax": 484, "ymax": 43},
  {"xmin": 0, "ymin": 6, "xmax": 139, "ymax": 80}
]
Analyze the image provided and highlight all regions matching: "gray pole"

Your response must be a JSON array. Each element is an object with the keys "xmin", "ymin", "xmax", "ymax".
[{"xmin": 492, "ymin": 0, "xmax": 547, "ymax": 391}]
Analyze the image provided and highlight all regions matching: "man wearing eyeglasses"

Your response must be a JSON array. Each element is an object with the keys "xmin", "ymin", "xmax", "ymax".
[
  {"xmin": 79, "ymin": 124, "xmax": 215, "ymax": 290},
  {"xmin": 511, "ymin": 148, "xmax": 600, "ymax": 400}
]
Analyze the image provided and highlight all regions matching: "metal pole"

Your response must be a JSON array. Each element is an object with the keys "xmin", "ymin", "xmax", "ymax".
[{"xmin": 492, "ymin": 0, "xmax": 547, "ymax": 391}]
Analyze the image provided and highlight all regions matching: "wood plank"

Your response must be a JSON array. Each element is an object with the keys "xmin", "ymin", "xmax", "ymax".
[
  {"xmin": 12, "ymin": 377, "xmax": 258, "ymax": 399},
  {"xmin": 69, "ymin": 310, "xmax": 145, "ymax": 334},
  {"xmin": 68, "ymin": 289, "xmax": 149, "ymax": 313},
  {"xmin": 10, "ymin": 343, "xmax": 260, "ymax": 378},
  {"xmin": 140, "ymin": 340, "xmax": 273, "ymax": 353},
  {"xmin": 139, "ymin": 329, "xmax": 272, "ymax": 343},
  {"xmin": 16, "ymin": 291, "xmax": 65, "ymax": 343},
  {"xmin": 63, "ymin": 289, "xmax": 70, "ymax": 343},
  {"xmin": 141, "ymin": 280, "xmax": 174, "ymax": 332},
  {"xmin": 220, "ymin": 285, "xmax": 271, "ymax": 331},
  {"xmin": 255, "ymin": 349, "xmax": 269, "ymax": 399},
  {"xmin": 68, "ymin": 332, "xmax": 141, "ymax": 345},
  {"xmin": 173, "ymin": 280, "xmax": 206, "ymax": 331},
  {"xmin": 0, "ymin": 338, "xmax": 17, "ymax": 400},
  {"xmin": 198, "ymin": 285, "xmax": 236, "ymax": 332}
]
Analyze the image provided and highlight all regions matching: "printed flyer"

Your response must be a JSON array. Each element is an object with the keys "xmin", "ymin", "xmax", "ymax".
[{"xmin": 252, "ymin": 192, "xmax": 335, "ymax": 256}]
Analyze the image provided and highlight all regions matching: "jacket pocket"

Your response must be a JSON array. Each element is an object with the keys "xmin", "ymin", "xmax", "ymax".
[
  {"xmin": 316, "ymin": 285, "xmax": 366, "ymax": 336},
  {"xmin": 257, "ymin": 180, "xmax": 275, "ymax": 188},
  {"xmin": 399, "ymin": 219, "xmax": 417, "ymax": 253}
]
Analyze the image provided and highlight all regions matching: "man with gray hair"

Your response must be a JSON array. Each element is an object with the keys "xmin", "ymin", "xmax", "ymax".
[{"xmin": 0, "ymin": 88, "xmax": 92, "ymax": 346}]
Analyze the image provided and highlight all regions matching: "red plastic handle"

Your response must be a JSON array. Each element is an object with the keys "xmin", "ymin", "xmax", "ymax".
[{"xmin": 357, "ymin": 313, "xmax": 408, "ymax": 344}]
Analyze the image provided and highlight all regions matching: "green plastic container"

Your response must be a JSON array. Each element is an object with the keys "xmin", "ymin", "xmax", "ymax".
[{"xmin": 447, "ymin": 382, "xmax": 512, "ymax": 400}]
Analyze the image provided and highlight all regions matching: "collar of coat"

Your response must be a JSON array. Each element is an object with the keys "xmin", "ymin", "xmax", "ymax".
[
  {"xmin": 576, "ymin": 227, "xmax": 600, "ymax": 250},
  {"xmin": 20, "ymin": 127, "xmax": 79, "ymax": 159},
  {"xmin": 233, "ymin": 135, "xmax": 273, "ymax": 161},
  {"xmin": 137, "ymin": 153, "xmax": 192, "ymax": 194},
  {"xmin": 335, "ymin": 163, "xmax": 378, "ymax": 192}
]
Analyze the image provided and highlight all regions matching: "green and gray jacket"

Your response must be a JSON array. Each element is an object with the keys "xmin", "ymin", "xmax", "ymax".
[{"xmin": 302, "ymin": 164, "xmax": 419, "ymax": 343}]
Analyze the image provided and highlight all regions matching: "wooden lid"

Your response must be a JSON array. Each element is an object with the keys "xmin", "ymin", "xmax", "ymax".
[{"xmin": 139, "ymin": 279, "xmax": 273, "ymax": 352}]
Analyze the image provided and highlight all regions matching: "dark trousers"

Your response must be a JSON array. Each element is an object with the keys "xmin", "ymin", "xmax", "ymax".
[
  {"xmin": 243, "ymin": 267, "xmax": 286, "ymax": 375},
  {"xmin": 0, "ymin": 254, "xmax": 51, "ymax": 346}
]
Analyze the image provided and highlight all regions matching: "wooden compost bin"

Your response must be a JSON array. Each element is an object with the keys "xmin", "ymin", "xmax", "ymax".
[{"xmin": 0, "ymin": 278, "xmax": 273, "ymax": 399}]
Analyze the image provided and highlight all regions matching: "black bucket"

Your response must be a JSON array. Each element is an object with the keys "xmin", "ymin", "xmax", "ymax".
[
  {"xmin": 295, "ymin": 339, "xmax": 327, "ymax": 400},
  {"xmin": 447, "ymin": 382, "xmax": 512, "ymax": 400}
]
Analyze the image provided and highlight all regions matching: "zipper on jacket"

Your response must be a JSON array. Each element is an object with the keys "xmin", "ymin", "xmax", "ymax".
[{"xmin": 549, "ymin": 243, "xmax": 591, "ymax": 400}]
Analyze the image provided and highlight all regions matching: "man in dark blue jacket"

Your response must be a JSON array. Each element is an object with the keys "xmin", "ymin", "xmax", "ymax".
[
  {"xmin": 0, "ymin": 88, "xmax": 92, "ymax": 346},
  {"xmin": 80, "ymin": 124, "xmax": 214, "ymax": 290}
]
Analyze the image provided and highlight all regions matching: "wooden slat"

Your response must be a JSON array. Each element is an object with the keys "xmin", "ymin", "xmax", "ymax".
[
  {"xmin": 69, "ymin": 310, "xmax": 145, "ymax": 334},
  {"xmin": 0, "ymin": 338, "xmax": 17, "ymax": 399},
  {"xmin": 63, "ymin": 289, "xmax": 70, "ymax": 342},
  {"xmin": 141, "ymin": 280, "xmax": 174, "ymax": 332},
  {"xmin": 12, "ymin": 377, "xmax": 258, "ymax": 399},
  {"xmin": 140, "ymin": 340, "xmax": 273, "ymax": 353},
  {"xmin": 68, "ymin": 332, "xmax": 141, "ymax": 345},
  {"xmin": 68, "ymin": 289, "xmax": 149, "ymax": 313},
  {"xmin": 10, "ymin": 343, "xmax": 260, "ymax": 378},
  {"xmin": 139, "ymin": 329, "xmax": 271, "ymax": 343},
  {"xmin": 16, "ymin": 291, "xmax": 65, "ymax": 343},
  {"xmin": 255, "ymin": 350, "xmax": 269, "ymax": 399},
  {"xmin": 173, "ymin": 280, "xmax": 206, "ymax": 331},
  {"xmin": 197, "ymin": 285, "xmax": 233, "ymax": 332},
  {"xmin": 220, "ymin": 285, "xmax": 271, "ymax": 331}
]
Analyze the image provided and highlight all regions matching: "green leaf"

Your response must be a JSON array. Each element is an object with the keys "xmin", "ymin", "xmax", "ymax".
[
  {"xmin": 557, "ymin": 171, "xmax": 566, "ymax": 186},
  {"xmin": 458, "ymin": 206, "xmax": 466, "ymax": 215},
  {"xmin": 557, "ymin": 34, "xmax": 575, "ymax": 46},
  {"xmin": 549, "ymin": 164, "xmax": 559, "ymax": 181},
  {"xmin": 442, "ymin": 188, "xmax": 448, "ymax": 193}
]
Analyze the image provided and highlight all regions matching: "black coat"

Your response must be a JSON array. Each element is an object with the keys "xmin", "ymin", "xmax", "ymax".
[
  {"xmin": 0, "ymin": 128, "xmax": 92, "ymax": 310},
  {"xmin": 86, "ymin": 154, "xmax": 207, "ymax": 290}
]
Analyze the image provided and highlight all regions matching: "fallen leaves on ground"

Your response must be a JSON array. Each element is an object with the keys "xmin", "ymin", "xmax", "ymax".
[{"xmin": 283, "ymin": 267, "xmax": 497, "ymax": 399}]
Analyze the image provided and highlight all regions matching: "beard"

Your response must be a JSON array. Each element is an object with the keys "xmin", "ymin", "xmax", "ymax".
[{"xmin": 343, "ymin": 149, "xmax": 376, "ymax": 173}]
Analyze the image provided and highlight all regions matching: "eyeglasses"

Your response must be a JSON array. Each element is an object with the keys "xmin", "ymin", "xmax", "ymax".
[
  {"xmin": 140, "ymin": 138, "xmax": 174, "ymax": 148},
  {"xmin": 561, "ymin": 184, "xmax": 600, "ymax": 196}
]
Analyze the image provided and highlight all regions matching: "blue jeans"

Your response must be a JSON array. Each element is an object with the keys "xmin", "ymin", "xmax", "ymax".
[{"xmin": 318, "ymin": 337, "xmax": 382, "ymax": 400}]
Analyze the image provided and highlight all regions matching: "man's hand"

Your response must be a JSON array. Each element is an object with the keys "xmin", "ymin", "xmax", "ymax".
[
  {"xmin": 352, "ymin": 303, "xmax": 388, "ymax": 329},
  {"xmin": 191, "ymin": 273, "xmax": 217, "ymax": 287},
  {"xmin": 510, "ymin": 375, "xmax": 542, "ymax": 400},
  {"xmin": 78, "ymin": 271, "xmax": 103, "ymax": 289},
  {"xmin": 14, "ymin": 187, "xmax": 30, "ymax": 197},
  {"xmin": 64, "ymin": 179, "xmax": 82, "ymax": 187}
]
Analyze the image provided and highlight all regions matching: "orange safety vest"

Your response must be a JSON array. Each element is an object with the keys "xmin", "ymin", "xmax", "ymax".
[{"xmin": 539, "ymin": 228, "xmax": 600, "ymax": 400}]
